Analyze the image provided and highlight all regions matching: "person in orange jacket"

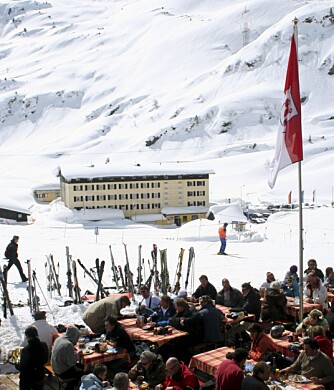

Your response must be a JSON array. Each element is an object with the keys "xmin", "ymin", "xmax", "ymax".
[
  {"xmin": 218, "ymin": 223, "xmax": 228, "ymax": 255},
  {"xmin": 248, "ymin": 324, "xmax": 276, "ymax": 361}
]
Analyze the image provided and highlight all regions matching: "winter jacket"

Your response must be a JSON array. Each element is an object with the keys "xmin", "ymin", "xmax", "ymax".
[
  {"xmin": 314, "ymin": 335, "xmax": 334, "ymax": 364},
  {"xmin": 82, "ymin": 296, "xmax": 125, "ymax": 333},
  {"xmin": 261, "ymin": 288, "xmax": 287, "ymax": 322},
  {"xmin": 150, "ymin": 303, "xmax": 176, "ymax": 327},
  {"xmin": 192, "ymin": 282, "xmax": 217, "ymax": 300},
  {"xmin": 231, "ymin": 288, "xmax": 261, "ymax": 321},
  {"xmin": 129, "ymin": 354, "xmax": 166, "ymax": 387},
  {"xmin": 199, "ymin": 303, "xmax": 224, "ymax": 343},
  {"xmin": 216, "ymin": 287, "xmax": 244, "ymax": 307},
  {"xmin": 281, "ymin": 279, "xmax": 299, "ymax": 298},
  {"xmin": 304, "ymin": 280, "xmax": 328, "ymax": 309},
  {"xmin": 241, "ymin": 375, "xmax": 270, "ymax": 390},
  {"xmin": 216, "ymin": 359, "xmax": 244, "ymax": 390},
  {"xmin": 304, "ymin": 268, "xmax": 325, "ymax": 282},
  {"xmin": 51, "ymin": 326, "xmax": 80, "ymax": 375},
  {"xmin": 16, "ymin": 337, "xmax": 48, "ymax": 386},
  {"xmin": 106, "ymin": 323, "xmax": 135, "ymax": 353},
  {"xmin": 161, "ymin": 361, "xmax": 199, "ymax": 390},
  {"xmin": 218, "ymin": 226, "xmax": 227, "ymax": 239},
  {"xmin": 169, "ymin": 306, "xmax": 204, "ymax": 343},
  {"xmin": 5, "ymin": 239, "xmax": 18, "ymax": 260},
  {"xmin": 249, "ymin": 332, "xmax": 276, "ymax": 361},
  {"xmin": 80, "ymin": 373, "xmax": 104, "ymax": 390}
]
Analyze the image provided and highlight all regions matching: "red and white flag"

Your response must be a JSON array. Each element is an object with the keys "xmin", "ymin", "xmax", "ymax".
[{"xmin": 268, "ymin": 34, "xmax": 303, "ymax": 189}]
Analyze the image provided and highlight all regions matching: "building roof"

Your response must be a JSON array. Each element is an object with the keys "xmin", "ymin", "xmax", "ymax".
[
  {"xmin": 59, "ymin": 163, "xmax": 214, "ymax": 180},
  {"xmin": 131, "ymin": 214, "xmax": 167, "ymax": 222},
  {"xmin": 0, "ymin": 197, "xmax": 31, "ymax": 214},
  {"xmin": 33, "ymin": 182, "xmax": 60, "ymax": 191},
  {"xmin": 161, "ymin": 206, "xmax": 209, "ymax": 215}
]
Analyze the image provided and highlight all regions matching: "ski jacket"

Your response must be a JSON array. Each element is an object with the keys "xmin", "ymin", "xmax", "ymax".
[
  {"xmin": 22, "ymin": 319, "xmax": 58, "ymax": 354},
  {"xmin": 248, "ymin": 332, "xmax": 276, "ymax": 361},
  {"xmin": 199, "ymin": 303, "xmax": 224, "ymax": 343},
  {"xmin": 304, "ymin": 268, "xmax": 325, "ymax": 282},
  {"xmin": 296, "ymin": 316, "xmax": 329, "ymax": 337},
  {"xmin": 314, "ymin": 335, "xmax": 334, "ymax": 364},
  {"xmin": 150, "ymin": 303, "xmax": 176, "ymax": 327},
  {"xmin": 261, "ymin": 288, "xmax": 287, "ymax": 322},
  {"xmin": 169, "ymin": 306, "xmax": 203, "ymax": 343},
  {"xmin": 218, "ymin": 226, "xmax": 227, "ymax": 239},
  {"xmin": 82, "ymin": 296, "xmax": 124, "ymax": 333},
  {"xmin": 80, "ymin": 373, "xmax": 104, "ymax": 390},
  {"xmin": 16, "ymin": 337, "xmax": 48, "ymax": 386},
  {"xmin": 192, "ymin": 282, "xmax": 217, "ymax": 300},
  {"xmin": 5, "ymin": 240, "xmax": 18, "ymax": 260},
  {"xmin": 129, "ymin": 354, "xmax": 166, "ymax": 387},
  {"xmin": 216, "ymin": 287, "xmax": 244, "ymax": 307},
  {"xmin": 161, "ymin": 361, "xmax": 199, "ymax": 390},
  {"xmin": 231, "ymin": 288, "xmax": 261, "ymax": 321},
  {"xmin": 51, "ymin": 326, "xmax": 80, "ymax": 375}
]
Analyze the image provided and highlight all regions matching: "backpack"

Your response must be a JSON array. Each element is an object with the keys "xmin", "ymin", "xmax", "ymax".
[{"xmin": 4, "ymin": 245, "xmax": 10, "ymax": 259}]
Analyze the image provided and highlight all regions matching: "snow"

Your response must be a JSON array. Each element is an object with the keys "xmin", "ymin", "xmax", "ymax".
[{"xmin": 0, "ymin": 0, "xmax": 333, "ymax": 373}]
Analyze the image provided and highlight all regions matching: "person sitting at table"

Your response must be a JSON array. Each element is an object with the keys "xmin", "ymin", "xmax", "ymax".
[
  {"xmin": 325, "ymin": 267, "xmax": 334, "ymax": 289},
  {"xmin": 304, "ymin": 259, "xmax": 325, "ymax": 282},
  {"xmin": 158, "ymin": 357, "xmax": 200, "ymax": 390},
  {"xmin": 284, "ymin": 264, "xmax": 299, "ymax": 283},
  {"xmin": 82, "ymin": 296, "xmax": 131, "ymax": 333},
  {"xmin": 16, "ymin": 325, "xmax": 49, "ymax": 390},
  {"xmin": 198, "ymin": 295, "xmax": 225, "ymax": 348},
  {"xmin": 80, "ymin": 363, "xmax": 110, "ymax": 390},
  {"xmin": 304, "ymin": 273, "xmax": 328, "ymax": 309},
  {"xmin": 248, "ymin": 324, "xmax": 276, "ymax": 361},
  {"xmin": 192, "ymin": 275, "xmax": 217, "ymax": 301},
  {"xmin": 216, "ymin": 348, "xmax": 249, "ymax": 390},
  {"xmin": 51, "ymin": 325, "xmax": 84, "ymax": 389},
  {"xmin": 104, "ymin": 315, "xmax": 135, "ymax": 358},
  {"xmin": 137, "ymin": 285, "xmax": 161, "ymax": 316},
  {"xmin": 110, "ymin": 372, "xmax": 129, "ymax": 390},
  {"xmin": 295, "ymin": 309, "xmax": 329, "ymax": 337},
  {"xmin": 312, "ymin": 325, "xmax": 334, "ymax": 364},
  {"xmin": 241, "ymin": 361, "xmax": 270, "ymax": 390},
  {"xmin": 261, "ymin": 281, "xmax": 287, "ymax": 323},
  {"xmin": 129, "ymin": 351, "xmax": 166, "ymax": 388},
  {"xmin": 21, "ymin": 310, "xmax": 58, "ymax": 355},
  {"xmin": 148, "ymin": 295, "xmax": 176, "ymax": 327},
  {"xmin": 216, "ymin": 278, "xmax": 244, "ymax": 308},
  {"xmin": 230, "ymin": 282, "xmax": 261, "ymax": 321},
  {"xmin": 260, "ymin": 272, "xmax": 276, "ymax": 289},
  {"xmin": 280, "ymin": 338, "xmax": 334, "ymax": 388},
  {"xmin": 281, "ymin": 276, "xmax": 299, "ymax": 298}
]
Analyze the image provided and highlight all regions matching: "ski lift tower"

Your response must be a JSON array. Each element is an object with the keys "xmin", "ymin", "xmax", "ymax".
[{"xmin": 242, "ymin": 6, "xmax": 250, "ymax": 47}]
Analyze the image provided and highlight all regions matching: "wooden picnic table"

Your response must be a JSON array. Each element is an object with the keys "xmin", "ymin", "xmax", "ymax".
[
  {"xmin": 215, "ymin": 304, "xmax": 256, "ymax": 324},
  {"xmin": 285, "ymin": 298, "xmax": 323, "ymax": 319},
  {"xmin": 118, "ymin": 318, "xmax": 188, "ymax": 347},
  {"xmin": 188, "ymin": 346, "xmax": 324, "ymax": 389}
]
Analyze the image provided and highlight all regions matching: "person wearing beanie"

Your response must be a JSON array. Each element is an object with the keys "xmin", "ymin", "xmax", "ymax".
[
  {"xmin": 284, "ymin": 265, "xmax": 300, "ymax": 284},
  {"xmin": 51, "ymin": 325, "xmax": 84, "ymax": 388},
  {"xmin": 261, "ymin": 281, "xmax": 287, "ymax": 323},
  {"xmin": 295, "ymin": 309, "xmax": 329, "ymax": 337}
]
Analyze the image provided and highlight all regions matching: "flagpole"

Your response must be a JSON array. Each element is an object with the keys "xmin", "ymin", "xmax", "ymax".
[{"xmin": 293, "ymin": 17, "xmax": 304, "ymax": 323}]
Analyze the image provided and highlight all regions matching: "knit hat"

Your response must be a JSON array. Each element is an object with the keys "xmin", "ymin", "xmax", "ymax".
[
  {"xmin": 309, "ymin": 309, "xmax": 323, "ymax": 319},
  {"xmin": 270, "ymin": 281, "xmax": 281, "ymax": 290},
  {"xmin": 290, "ymin": 265, "xmax": 298, "ymax": 273}
]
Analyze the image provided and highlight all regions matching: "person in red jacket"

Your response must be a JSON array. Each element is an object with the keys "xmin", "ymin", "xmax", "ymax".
[
  {"xmin": 218, "ymin": 223, "xmax": 228, "ymax": 255},
  {"xmin": 216, "ymin": 348, "xmax": 249, "ymax": 390},
  {"xmin": 313, "ymin": 326, "xmax": 334, "ymax": 364},
  {"xmin": 158, "ymin": 357, "xmax": 199, "ymax": 390},
  {"xmin": 248, "ymin": 324, "xmax": 276, "ymax": 361}
]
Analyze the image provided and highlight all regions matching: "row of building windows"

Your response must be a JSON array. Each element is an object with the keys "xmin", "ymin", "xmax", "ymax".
[
  {"xmin": 187, "ymin": 191, "xmax": 206, "ymax": 196},
  {"xmin": 72, "ymin": 181, "xmax": 206, "ymax": 192},
  {"xmin": 188, "ymin": 201, "xmax": 206, "ymax": 206},
  {"xmin": 76, "ymin": 203, "xmax": 162, "ymax": 210},
  {"xmin": 73, "ymin": 193, "xmax": 162, "ymax": 202}
]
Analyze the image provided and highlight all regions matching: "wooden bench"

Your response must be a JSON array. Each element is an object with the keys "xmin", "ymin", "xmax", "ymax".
[{"xmin": 44, "ymin": 364, "xmax": 79, "ymax": 390}]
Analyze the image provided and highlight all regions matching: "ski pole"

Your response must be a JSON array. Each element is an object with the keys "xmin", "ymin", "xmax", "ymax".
[{"xmin": 33, "ymin": 269, "xmax": 55, "ymax": 321}]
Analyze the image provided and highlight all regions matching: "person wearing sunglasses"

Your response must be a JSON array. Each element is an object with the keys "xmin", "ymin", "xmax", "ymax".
[{"xmin": 157, "ymin": 357, "xmax": 199, "ymax": 390}]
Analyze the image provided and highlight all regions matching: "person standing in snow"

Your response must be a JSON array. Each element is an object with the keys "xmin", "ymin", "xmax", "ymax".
[
  {"xmin": 4, "ymin": 235, "xmax": 28, "ymax": 282},
  {"xmin": 218, "ymin": 223, "xmax": 228, "ymax": 255}
]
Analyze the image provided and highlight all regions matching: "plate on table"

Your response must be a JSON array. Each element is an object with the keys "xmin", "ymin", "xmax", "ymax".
[
  {"xmin": 106, "ymin": 348, "xmax": 118, "ymax": 354},
  {"xmin": 142, "ymin": 325, "xmax": 154, "ymax": 331},
  {"xmin": 81, "ymin": 349, "xmax": 93, "ymax": 356},
  {"xmin": 289, "ymin": 374, "xmax": 311, "ymax": 383}
]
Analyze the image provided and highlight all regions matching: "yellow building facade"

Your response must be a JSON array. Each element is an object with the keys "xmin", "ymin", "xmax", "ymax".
[{"xmin": 59, "ymin": 164, "xmax": 213, "ymax": 219}]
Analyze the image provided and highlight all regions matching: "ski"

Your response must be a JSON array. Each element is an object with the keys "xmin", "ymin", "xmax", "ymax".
[
  {"xmin": 137, "ymin": 245, "xmax": 142, "ymax": 292},
  {"xmin": 77, "ymin": 258, "xmax": 109, "ymax": 297},
  {"xmin": 109, "ymin": 245, "xmax": 120, "ymax": 290},
  {"xmin": 185, "ymin": 247, "xmax": 195, "ymax": 291},
  {"xmin": 72, "ymin": 259, "xmax": 82, "ymax": 304},
  {"xmin": 32, "ymin": 270, "xmax": 40, "ymax": 313},
  {"xmin": 123, "ymin": 243, "xmax": 135, "ymax": 297},
  {"xmin": 151, "ymin": 244, "xmax": 160, "ymax": 295},
  {"xmin": 45, "ymin": 255, "xmax": 57, "ymax": 296},
  {"xmin": 173, "ymin": 248, "xmax": 185, "ymax": 294},
  {"xmin": 160, "ymin": 249, "xmax": 170, "ymax": 295},
  {"xmin": 118, "ymin": 265, "xmax": 126, "ymax": 290},
  {"xmin": 66, "ymin": 246, "xmax": 74, "ymax": 299},
  {"xmin": 49, "ymin": 254, "xmax": 61, "ymax": 296},
  {"xmin": 26, "ymin": 260, "xmax": 34, "ymax": 314},
  {"xmin": 95, "ymin": 260, "xmax": 105, "ymax": 301},
  {"xmin": 0, "ymin": 265, "xmax": 14, "ymax": 317}
]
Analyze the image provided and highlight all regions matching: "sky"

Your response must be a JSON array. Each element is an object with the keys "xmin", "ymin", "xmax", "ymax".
[{"xmin": 0, "ymin": 0, "xmax": 334, "ymax": 373}]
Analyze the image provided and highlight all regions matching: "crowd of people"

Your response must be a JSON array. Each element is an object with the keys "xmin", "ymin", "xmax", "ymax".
[{"xmin": 5, "ymin": 236, "xmax": 334, "ymax": 390}]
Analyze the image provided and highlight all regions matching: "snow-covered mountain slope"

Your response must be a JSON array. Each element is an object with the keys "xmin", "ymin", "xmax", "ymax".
[{"xmin": 0, "ymin": 0, "xmax": 333, "ymax": 205}]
